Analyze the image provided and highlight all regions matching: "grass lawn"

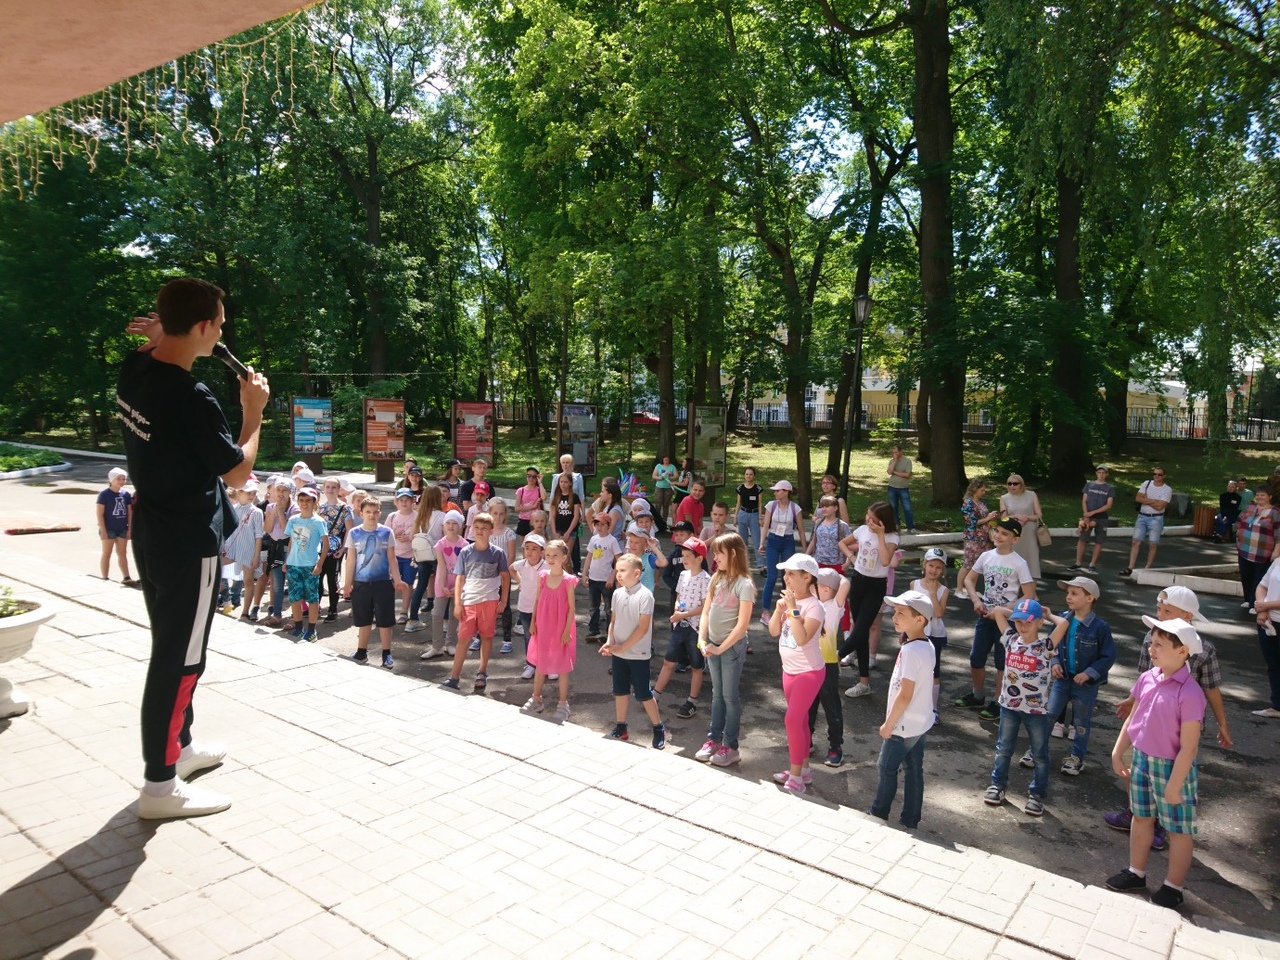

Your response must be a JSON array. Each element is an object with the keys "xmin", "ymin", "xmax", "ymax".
[{"xmin": 11, "ymin": 424, "xmax": 1276, "ymax": 527}]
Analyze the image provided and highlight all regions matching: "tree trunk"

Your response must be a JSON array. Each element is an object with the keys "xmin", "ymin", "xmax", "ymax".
[
  {"xmin": 916, "ymin": 377, "xmax": 933, "ymax": 465},
  {"xmin": 1046, "ymin": 170, "xmax": 1091, "ymax": 490},
  {"xmin": 786, "ymin": 376, "xmax": 814, "ymax": 510},
  {"xmin": 647, "ymin": 311, "xmax": 678, "ymax": 459},
  {"xmin": 911, "ymin": 0, "xmax": 964, "ymax": 503},
  {"xmin": 726, "ymin": 374, "xmax": 743, "ymax": 435}
]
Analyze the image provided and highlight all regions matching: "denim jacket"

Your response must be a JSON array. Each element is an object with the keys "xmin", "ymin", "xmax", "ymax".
[{"xmin": 1054, "ymin": 610, "xmax": 1116, "ymax": 685}]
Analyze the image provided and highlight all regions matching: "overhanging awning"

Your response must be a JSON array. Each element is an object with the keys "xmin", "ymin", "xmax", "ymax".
[{"xmin": 0, "ymin": 0, "xmax": 319, "ymax": 123}]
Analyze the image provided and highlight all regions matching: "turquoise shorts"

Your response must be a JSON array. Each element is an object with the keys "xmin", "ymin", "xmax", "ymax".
[
  {"xmin": 286, "ymin": 566, "xmax": 320, "ymax": 604},
  {"xmin": 1129, "ymin": 747, "xmax": 1198, "ymax": 835}
]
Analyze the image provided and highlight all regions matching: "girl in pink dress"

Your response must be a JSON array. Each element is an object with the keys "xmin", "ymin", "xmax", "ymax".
[{"xmin": 523, "ymin": 540, "xmax": 578, "ymax": 722}]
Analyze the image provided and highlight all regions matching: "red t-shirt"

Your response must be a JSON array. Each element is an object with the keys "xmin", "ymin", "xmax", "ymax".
[{"xmin": 675, "ymin": 496, "xmax": 705, "ymax": 530}]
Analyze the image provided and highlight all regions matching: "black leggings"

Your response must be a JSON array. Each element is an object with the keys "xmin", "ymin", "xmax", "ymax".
[
  {"xmin": 807, "ymin": 662, "xmax": 843, "ymax": 750},
  {"xmin": 838, "ymin": 571, "xmax": 888, "ymax": 679},
  {"xmin": 319, "ymin": 553, "xmax": 343, "ymax": 615},
  {"xmin": 136, "ymin": 550, "xmax": 218, "ymax": 782}
]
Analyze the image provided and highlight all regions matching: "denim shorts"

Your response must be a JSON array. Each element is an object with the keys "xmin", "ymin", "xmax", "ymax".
[
  {"xmin": 611, "ymin": 657, "xmax": 653, "ymax": 700},
  {"xmin": 1129, "ymin": 747, "xmax": 1198, "ymax": 835},
  {"xmin": 664, "ymin": 622, "xmax": 705, "ymax": 669},
  {"xmin": 969, "ymin": 617, "xmax": 1006, "ymax": 671},
  {"xmin": 1134, "ymin": 513, "xmax": 1164, "ymax": 543}
]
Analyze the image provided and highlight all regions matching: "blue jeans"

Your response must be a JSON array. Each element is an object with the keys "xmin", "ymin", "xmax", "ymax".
[
  {"xmin": 269, "ymin": 564, "xmax": 286, "ymax": 617},
  {"xmin": 706, "ymin": 641, "xmax": 746, "ymax": 749},
  {"xmin": 888, "ymin": 486, "xmax": 915, "ymax": 531},
  {"xmin": 737, "ymin": 512, "xmax": 760, "ymax": 555},
  {"xmin": 588, "ymin": 578, "xmax": 611, "ymax": 635},
  {"xmin": 992, "ymin": 708, "xmax": 1051, "ymax": 799},
  {"xmin": 1045, "ymin": 678, "xmax": 1101, "ymax": 759},
  {"xmin": 1258, "ymin": 625, "xmax": 1280, "ymax": 711},
  {"xmin": 762, "ymin": 532, "xmax": 796, "ymax": 611},
  {"xmin": 870, "ymin": 733, "xmax": 927, "ymax": 828},
  {"xmin": 409, "ymin": 560, "xmax": 436, "ymax": 621}
]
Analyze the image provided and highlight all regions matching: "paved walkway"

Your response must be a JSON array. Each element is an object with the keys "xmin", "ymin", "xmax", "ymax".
[{"xmin": 1, "ymin": 547, "xmax": 1276, "ymax": 960}]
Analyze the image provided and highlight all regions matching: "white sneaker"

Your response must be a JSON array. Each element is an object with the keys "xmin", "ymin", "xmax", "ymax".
[
  {"xmin": 137, "ymin": 780, "xmax": 231, "ymax": 819},
  {"xmin": 552, "ymin": 702, "xmax": 572, "ymax": 723},
  {"xmin": 404, "ymin": 620, "xmax": 424, "ymax": 633},
  {"xmin": 1051, "ymin": 722, "xmax": 1066, "ymax": 738},
  {"xmin": 844, "ymin": 683, "xmax": 871, "ymax": 699},
  {"xmin": 521, "ymin": 696, "xmax": 545, "ymax": 714},
  {"xmin": 521, "ymin": 664, "xmax": 536, "ymax": 680},
  {"xmin": 954, "ymin": 589, "xmax": 968, "ymax": 601},
  {"xmin": 514, "ymin": 622, "xmax": 525, "ymax": 635},
  {"xmin": 839, "ymin": 653, "xmax": 856, "ymax": 667},
  {"xmin": 446, "ymin": 644, "xmax": 457, "ymax": 656},
  {"xmin": 547, "ymin": 673, "xmax": 559, "ymax": 681},
  {"xmin": 396, "ymin": 612, "xmax": 409, "ymax": 624},
  {"xmin": 175, "ymin": 742, "xmax": 227, "ymax": 780},
  {"xmin": 419, "ymin": 645, "xmax": 444, "ymax": 660},
  {"xmin": 868, "ymin": 658, "xmax": 879, "ymax": 671}
]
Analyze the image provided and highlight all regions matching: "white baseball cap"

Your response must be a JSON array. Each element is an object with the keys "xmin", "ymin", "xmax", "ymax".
[
  {"xmin": 885, "ymin": 590, "xmax": 935, "ymax": 619},
  {"xmin": 1140, "ymin": 615, "xmax": 1204, "ymax": 658},
  {"xmin": 776, "ymin": 553, "xmax": 819, "ymax": 575},
  {"xmin": 1158, "ymin": 585, "xmax": 1207, "ymax": 622}
]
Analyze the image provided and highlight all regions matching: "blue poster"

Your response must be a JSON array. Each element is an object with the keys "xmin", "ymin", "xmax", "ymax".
[{"xmin": 292, "ymin": 397, "xmax": 334, "ymax": 454}]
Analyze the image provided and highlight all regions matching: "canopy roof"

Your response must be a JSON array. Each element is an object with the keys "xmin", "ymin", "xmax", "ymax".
[{"xmin": 0, "ymin": 0, "xmax": 317, "ymax": 123}]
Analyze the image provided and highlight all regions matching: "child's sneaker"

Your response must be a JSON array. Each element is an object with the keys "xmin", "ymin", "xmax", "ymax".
[
  {"xmin": 977, "ymin": 701, "xmax": 1001, "ymax": 722},
  {"xmin": 381, "ymin": 652, "xmax": 394, "ymax": 670},
  {"xmin": 1103, "ymin": 809, "xmax": 1133, "ymax": 831},
  {"xmin": 500, "ymin": 641, "xmax": 513, "ymax": 654},
  {"xmin": 782, "ymin": 775, "xmax": 806, "ymax": 794},
  {"xmin": 219, "ymin": 603, "xmax": 235, "ymax": 616},
  {"xmin": 396, "ymin": 612, "xmax": 408, "ymax": 624},
  {"xmin": 514, "ymin": 621, "xmax": 524, "ymax": 634},
  {"xmin": 825, "ymin": 748, "xmax": 844, "ymax": 767},
  {"xmin": 1068, "ymin": 725, "xmax": 1076, "ymax": 740},
  {"xmin": 552, "ymin": 702, "xmax": 571, "ymax": 723},
  {"xmin": 1023, "ymin": 796, "xmax": 1045, "ymax": 817},
  {"xmin": 520, "ymin": 664, "xmax": 536, "ymax": 680},
  {"xmin": 844, "ymin": 682, "xmax": 871, "ymax": 699},
  {"xmin": 983, "ymin": 785, "xmax": 1006, "ymax": 806},
  {"xmin": 710, "ymin": 746, "xmax": 741, "ymax": 767},
  {"xmin": 323, "ymin": 611, "xmax": 339, "ymax": 623},
  {"xmin": 1151, "ymin": 824, "xmax": 1169, "ymax": 851},
  {"xmin": 445, "ymin": 644, "xmax": 457, "ymax": 656},
  {"xmin": 468, "ymin": 638, "xmax": 481, "ymax": 652},
  {"xmin": 1019, "ymin": 749, "xmax": 1035, "ymax": 769},
  {"xmin": 651, "ymin": 723, "xmax": 666, "ymax": 750},
  {"xmin": 290, "ymin": 622, "xmax": 304, "ymax": 640},
  {"xmin": 675, "ymin": 699, "xmax": 697, "ymax": 719},
  {"xmin": 1061, "ymin": 755, "xmax": 1084, "ymax": 776},
  {"xmin": 404, "ymin": 620, "xmax": 424, "ymax": 633},
  {"xmin": 607, "ymin": 723, "xmax": 629, "ymax": 741},
  {"xmin": 954, "ymin": 692, "xmax": 985, "ymax": 709},
  {"xmin": 342, "ymin": 650, "xmax": 369, "ymax": 665},
  {"xmin": 1105, "ymin": 869, "xmax": 1147, "ymax": 893},
  {"xmin": 772, "ymin": 768, "xmax": 814, "ymax": 785},
  {"xmin": 301, "ymin": 626, "xmax": 318, "ymax": 643},
  {"xmin": 522, "ymin": 696, "xmax": 545, "ymax": 714},
  {"xmin": 440, "ymin": 677, "xmax": 460, "ymax": 690},
  {"xmin": 694, "ymin": 739, "xmax": 718, "ymax": 762},
  {"xmin": 1151, "ymin": 884, "xmax": 1184, "ymax": 910},
  {"xmin": 1051, "ymin": 722, "xmax": 1066, "ymax": 738},
  {"xmin": 419, "ymin": 644, "xmax": 444, "ymax": 660}
]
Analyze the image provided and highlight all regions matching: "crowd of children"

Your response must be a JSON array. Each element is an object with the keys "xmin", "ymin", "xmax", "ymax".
[{"xmin": 95, "ymin": 459, "xmax": 1248, "ymax": 911}]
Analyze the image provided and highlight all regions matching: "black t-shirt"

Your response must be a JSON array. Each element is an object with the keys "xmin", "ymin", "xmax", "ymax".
[
  {"xmin": 736, "ymin": 483, "xmax": 762, "ymax": 514},
  {"xmin": 553, "ymin": 492, "xmax": 580, "ymax": 536},
  {"xmin": 116, "ymin": 351, "xmax": 244, "ymax": 557},
  {"xmin": 1220, "ymin": 491, "xmax": 1241, "ymax": 517}
]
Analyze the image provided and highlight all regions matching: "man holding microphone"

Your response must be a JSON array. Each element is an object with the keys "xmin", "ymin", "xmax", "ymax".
[{"xmin": 117, "ymin": 278, "xmax": 270, "ymax": 818}]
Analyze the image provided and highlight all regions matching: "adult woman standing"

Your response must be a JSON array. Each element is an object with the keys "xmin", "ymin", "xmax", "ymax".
[
  {"xmin": 551, "ymin": 471, "xmax": 584, "ymax": 574},
  {"xmin": 1237, "ymin": 484, "xmax": 1279, "ymax": 614},
  {"xmin": 652, "ymin": 455, "xmax": 678, "ymax": 527},
  {"xmin": 1000, "ymin": 474, "xmax": 1043, "ymax": 580},
  {"xmin": 551, "ymin": 453, "xmax": 586, "ymax": 572},
  {"xmin": 672, "ymin": 457, "xmax": 695, "ymax": 512},
  {"xmin": 514, "ymin": 466, "xmax": 548, "ymax": 538},
  {"xmin": 758, "ymin": 480, "xmax": 807, "ymax": 619},
  {"xmin": 956, "ymin": 478, "xmax": 992, "ymax": 600},
  {"xmin": 818, "ymin": 474, "xmax": 851, "ymax": 523}
]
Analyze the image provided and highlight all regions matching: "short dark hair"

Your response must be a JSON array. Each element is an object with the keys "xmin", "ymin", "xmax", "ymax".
[{"xmin": 156, "ymin": 278, "xmax": 224, "ymax": 336}]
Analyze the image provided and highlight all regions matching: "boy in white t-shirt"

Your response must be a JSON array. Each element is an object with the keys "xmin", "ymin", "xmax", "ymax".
[
  {"xmin": 960, "ymin": 516, "xmax": 1036, "ymax": 721},
  {"xmin": 512, "ymin": 534, "xmax": 548, "ymax": 679},
  {"xmin": 869, "ymin": 591, "xmax": 939, "ymax": 829},
  {"xmin": 585, "ymin": 514, "xmax": 621, "ymax": 640}
]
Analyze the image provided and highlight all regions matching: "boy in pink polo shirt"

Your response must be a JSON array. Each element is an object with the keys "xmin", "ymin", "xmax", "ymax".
[{"xmin": 1106, "ymin": 616, "xmax": 1206, "ymax": 910}]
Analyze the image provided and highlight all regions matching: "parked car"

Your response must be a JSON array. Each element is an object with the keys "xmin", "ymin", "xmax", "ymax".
[{"xmin": 631, "ymin": 411, "xmax": 659, "ymax": 424}]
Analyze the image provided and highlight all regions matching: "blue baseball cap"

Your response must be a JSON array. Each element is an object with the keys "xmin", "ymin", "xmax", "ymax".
[{"xmin": 1008, "ymin": 598, "xmax": 1044, "ymax": 621}]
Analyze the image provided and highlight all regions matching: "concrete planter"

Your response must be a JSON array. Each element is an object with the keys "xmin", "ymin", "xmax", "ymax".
[{"xmin": 0, "ymin": 599, "xmax": 55, "ymax": 718}]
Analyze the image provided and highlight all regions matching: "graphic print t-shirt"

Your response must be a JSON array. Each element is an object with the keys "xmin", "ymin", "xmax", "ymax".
[
  {"xmin": 284, "ymin": 515, "xmax": 329, "ymax": 568},
  {"xmin": 349, "ymin": 524, "xmax": 393, "ymax": 582},
  {"xmin": 972, "ymin": 548, "xmax": 1034, "ymax": 607},
  {"xmin": 98, "ymin": 488, "xmax": 133, "ymax": 534},
  {"xmin": 456, "ymin": 543, "xmax": 509, "ymax": 604},
  {"xmin": 998, "ymin": 627, "xmax": 1053, "ymax": 714}
]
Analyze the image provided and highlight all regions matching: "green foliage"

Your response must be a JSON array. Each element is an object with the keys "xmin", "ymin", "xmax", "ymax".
[
  {"xmin": 0, "ymin": 444, "xmax": 63, "ymax": 472},
  {"xmin": 869, "ymin": 417, "xmax": 903, "ymax": 451}
]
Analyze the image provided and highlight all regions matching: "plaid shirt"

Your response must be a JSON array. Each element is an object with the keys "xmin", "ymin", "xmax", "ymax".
[
  {"xmin": 1236, "ymin": 503, "xmax": 1278, "ymax": 561},
  {"xmin": 1136, "ymin": 631, "xmax": 1222, "ymax": 690}
]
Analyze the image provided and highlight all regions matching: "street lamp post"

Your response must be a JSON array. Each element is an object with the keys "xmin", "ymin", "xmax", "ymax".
[{"xmin": 840, "ymin": 294, "xmax": 874, "ymax": 502}]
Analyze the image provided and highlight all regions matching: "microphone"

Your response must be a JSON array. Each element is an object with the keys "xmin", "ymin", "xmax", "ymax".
[{"xmin": 211, "ymin": 342, "xmax": 249, "ymax": 380}]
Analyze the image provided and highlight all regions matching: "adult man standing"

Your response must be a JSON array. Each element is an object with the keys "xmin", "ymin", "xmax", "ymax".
[
  {"xmin": 1071, "ymin": 465, "xmax": 1116, "ymax": 574},
  {"xmin": 117, "ymin": 278, "xmax": 269, "ymax": 818},
  {"xmin": 1122, "ymin": 467, "xmax": 1172, "ymax": 577},
  {"xmin": 886, "ymin": 443, "xmax": 917, "ymax": 534}
]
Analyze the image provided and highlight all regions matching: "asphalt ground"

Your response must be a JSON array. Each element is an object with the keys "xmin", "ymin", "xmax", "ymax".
[{"xmin": 3, "ymin": 455, "xmax": 1278, "ymax": 939}]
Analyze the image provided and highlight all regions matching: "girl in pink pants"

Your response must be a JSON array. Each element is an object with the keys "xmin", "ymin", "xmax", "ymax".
[{"xmin": 767, "ymin": 553, "xmax": 827, "ymax": 794}]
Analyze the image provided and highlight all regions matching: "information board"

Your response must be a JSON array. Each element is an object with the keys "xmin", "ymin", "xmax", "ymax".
[
  {"xmin": 690, "ymin": 404, "xmax": 727, "ymax": 487},
  {"xmin": 363, "ymin": 398, "xmax": 406, "ymax": 460},
  {"xmin": 453, "ymin": 401, "xmax": 496, "ymax": 464},
  {"xmin": 557, "ymin": 403, "xmax": 597, "ymax": 477},
  {"xmin": 291, "ymin": 397, "xmax": 333, "ymax": 455}
]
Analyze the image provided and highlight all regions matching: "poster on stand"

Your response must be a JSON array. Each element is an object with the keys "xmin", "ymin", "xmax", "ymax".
[
  {"xmin": 557, "ymin": 403, "xmax": 597, "ymax": 477},
  {"xmin": 291, "ymin": 398, "xmax": 333, "ymax": 455},
  {"xmin": 363, "ymin": 398, "xmax": 406, "ymax": 460},
  {"xmin": 453, "ymin": 402, "xmax": 496, "ymax": 464},
  {"xmin": 690, "ymin": 404, "xmax": 727, "ymax": 487}
]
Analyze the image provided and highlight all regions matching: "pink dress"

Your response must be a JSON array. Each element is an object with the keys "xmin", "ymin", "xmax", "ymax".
[{"xmin": 530, "ymin": 571, "xmax": 579, "ymax": 674}]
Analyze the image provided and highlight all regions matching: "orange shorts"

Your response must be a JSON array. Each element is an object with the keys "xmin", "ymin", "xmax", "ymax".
[{"xmin": 456, "ymin": 599, "xmax": 499, "ymax": 642}]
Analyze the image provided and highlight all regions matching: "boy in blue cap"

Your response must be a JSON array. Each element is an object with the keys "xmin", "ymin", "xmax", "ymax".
[{"xmin": 983, "ymin": 598, "xmax": 1069, "ymax": 817}]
